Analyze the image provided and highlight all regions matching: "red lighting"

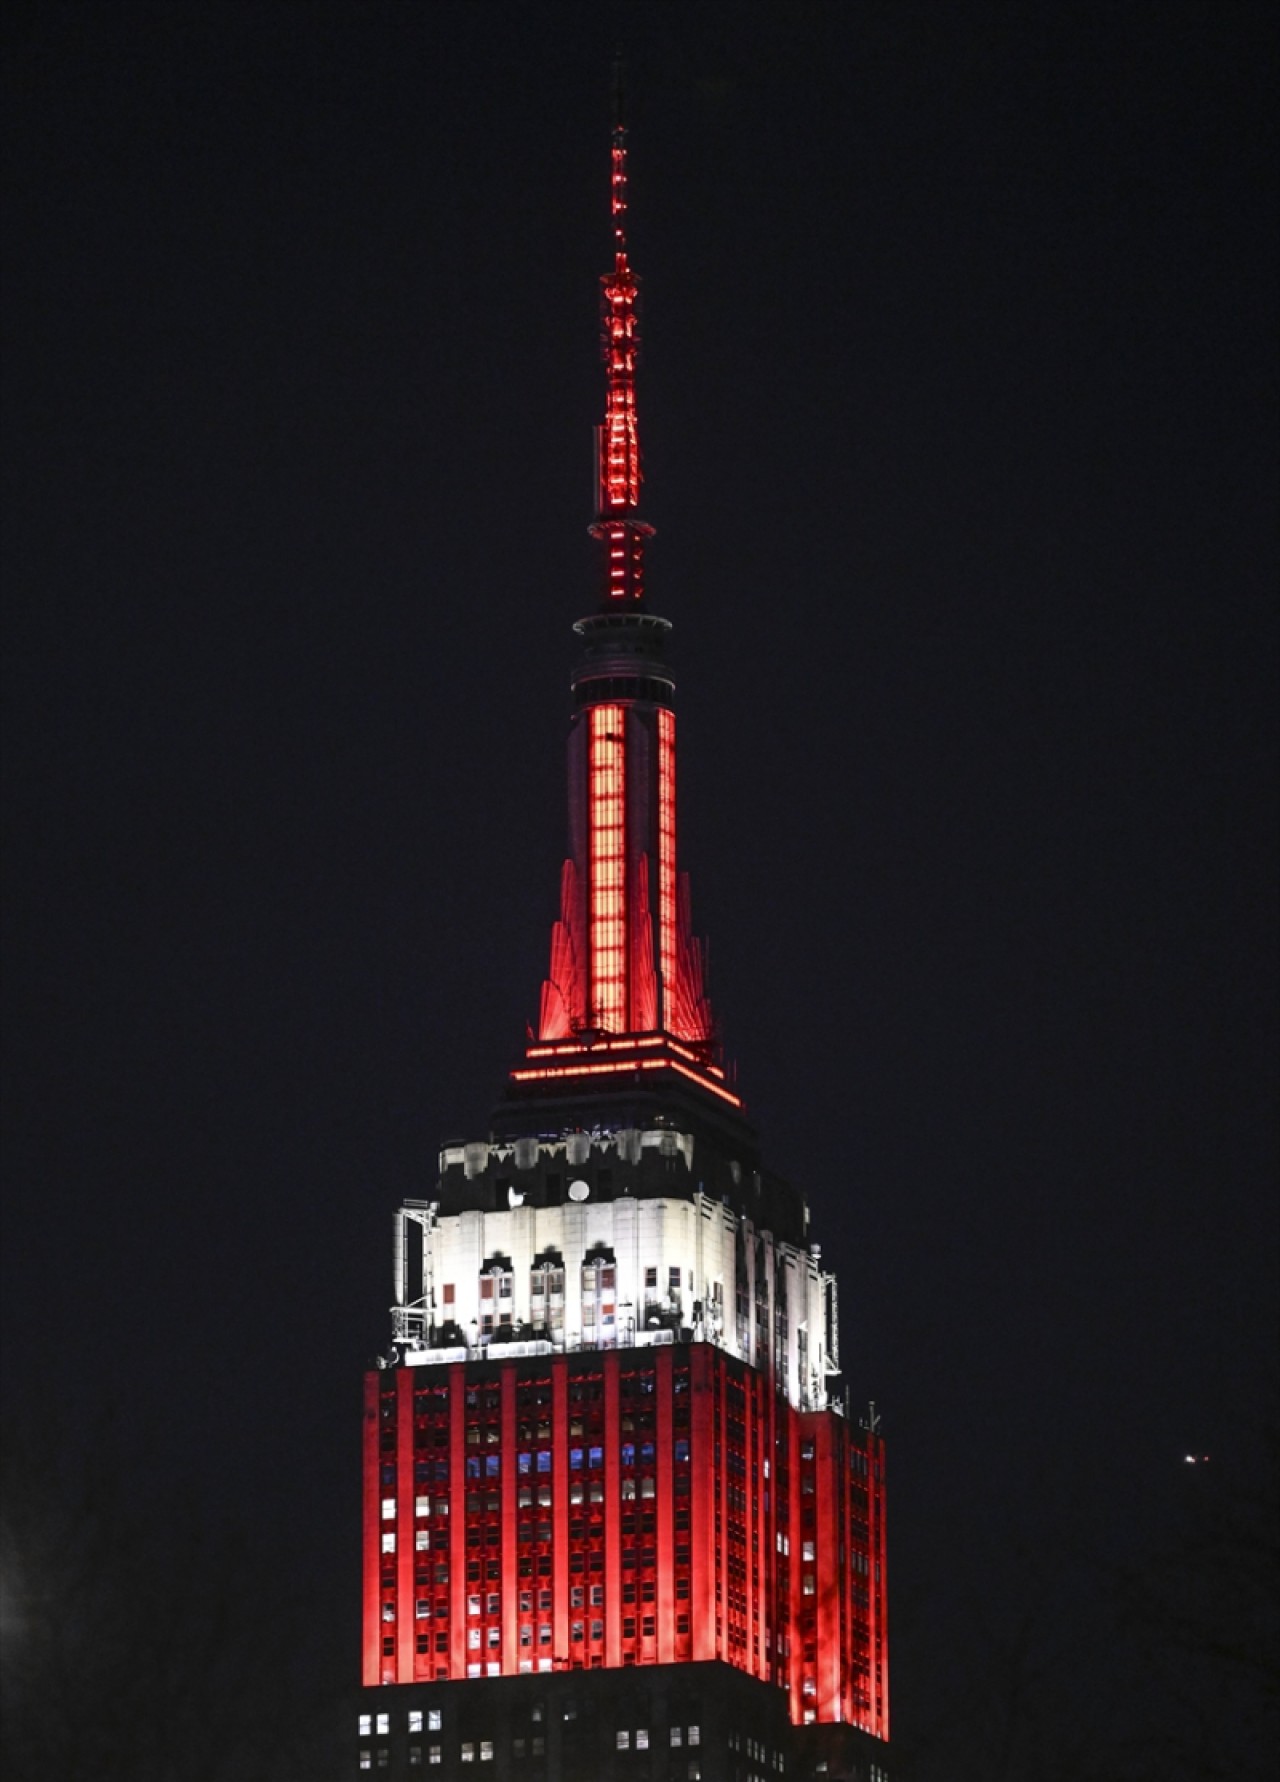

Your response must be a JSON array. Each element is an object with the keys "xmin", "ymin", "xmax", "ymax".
[
  {"xmin": 511, "ymin": 1038, "xmax": 742, "ymax": 1108},
  {"xmin": 362, "ymin": 1349, "xmax": 888, "ymax": 1741},
  {"xmin": 588, "ymin": 705, "xmax": 627, "ymax": 1031},
  {"xmin": 526, "ymin": 100, "xmax": 721, "ymax": 1095},
  {"xmin": 657, "ymin": 708, "xmax": 677, "ymax": 1021}
]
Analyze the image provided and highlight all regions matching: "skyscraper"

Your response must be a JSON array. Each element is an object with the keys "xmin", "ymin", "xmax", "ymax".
[{"xmin": 356, "ymin": 90, "xmax": 890, "ymax": 1782}]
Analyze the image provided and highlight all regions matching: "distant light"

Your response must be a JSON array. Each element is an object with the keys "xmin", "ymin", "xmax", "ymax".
[
  {"xmin": 1183, "ymin": 1454, "xmax": 1211, "ymax": 1464},
  {"xmin": 568, "ymin": 1179, "xmax": 590, "ymax": 1202}
]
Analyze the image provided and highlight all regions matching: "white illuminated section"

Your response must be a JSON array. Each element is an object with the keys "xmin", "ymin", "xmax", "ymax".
[{"xmin": 386, "ymin": 1127, "xmax": 840, "ymax": 1414}]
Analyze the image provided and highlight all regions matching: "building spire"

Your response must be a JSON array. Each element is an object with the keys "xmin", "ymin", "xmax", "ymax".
[
  {"xmin": 591, "ymin": 55, "xmax": 652, "ymax": 605},
  {"xmin": 511, "ymin": 70, "xmax": 728, "ymax": 1108}
]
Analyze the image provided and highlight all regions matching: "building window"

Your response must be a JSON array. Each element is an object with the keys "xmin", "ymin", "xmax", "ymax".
[
  {"xmin": 359, "ymin": 1715, "xmax": 372, "ymax": 1736},
  {"xmin": 480, "ymin": 1742, "xmax": 494, "ymax": 1761},
  {"xmin": 617, "ymin": 1731, "xmax": 630, "ymax": 1749},
  {"xmin": 460, "ymin": 1744, "xmax": 474, "ymax": 1763},
  {"xmin": 689, "ymin": 1725, "xmax": 700, "ymax": 1745},
  {"xmin": 428, "ymin": 1710, "xmax": 441, "ymax": 1731},
  {"xmin": 376, "ymin": 1715, "xmax": 390, "ymax": 1735},
  {"xmin": 381, "ymin": 1498, "xmax": 396, "ymax": 1520},
  {"xmin": 381, "ymin": 1533, "xmax": 396, "ymax": 1554},
  {"xmin": 636, "ymin": 1728, "xmax": 649, "ymax": 1749}
]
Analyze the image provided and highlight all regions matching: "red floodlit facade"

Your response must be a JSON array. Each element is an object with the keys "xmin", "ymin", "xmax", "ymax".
[
  {"xmin": 364, "ymin": 1347, "xmax": 886, "ymax": 1735},
  {"xmin": 357, "ymin": 77, "xmax": 890, "ymax": 1782}
]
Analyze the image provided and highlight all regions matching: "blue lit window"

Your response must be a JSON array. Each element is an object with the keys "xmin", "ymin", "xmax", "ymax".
[
  {"xmin": 621, "ymin": 1443, "xmax": 635, "ymax": 1466},
  {"xmin": 466, "ymin": 1457, "xmax": 481, "ymax": 1478},
  {"xmin": 518, "ymin": 1452, "xmax": 532, "ymax": 1474},
  {"xmin": 485, "ymin": 1455, "xmax": 500, "ymax": 1477},
  {"xmin": 588, "ymin": 1446, "xmax": 603, "ymax": 1469},
  {"xmin": 536, "ymin": 1452, "xmax": 552, "ymax": 1474},
  {"xmin": 570, "ymin": 1448, "xmax": 584, "ymax": 1471}
]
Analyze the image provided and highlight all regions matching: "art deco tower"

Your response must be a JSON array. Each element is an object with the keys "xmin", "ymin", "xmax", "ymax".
[{"xmin": 356, "ymin": 88, "xmax": 890, "ymax": 1782}]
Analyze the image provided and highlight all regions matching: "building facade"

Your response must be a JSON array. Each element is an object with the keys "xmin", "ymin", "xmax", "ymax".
[{"xmin": 357, "ymin": 95, "xmax": 890, "ymax": 1782}]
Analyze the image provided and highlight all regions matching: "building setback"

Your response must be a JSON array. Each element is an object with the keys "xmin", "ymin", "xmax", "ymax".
[{"xmin": 356, "ymin": 82, "xmax": 891, "ymax": 1782}]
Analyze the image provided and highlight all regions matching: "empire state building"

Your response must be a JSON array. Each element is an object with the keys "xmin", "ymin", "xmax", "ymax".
[{"xmin": 354, "ymin": 85, "xmax": 890, "ymax": 1782}]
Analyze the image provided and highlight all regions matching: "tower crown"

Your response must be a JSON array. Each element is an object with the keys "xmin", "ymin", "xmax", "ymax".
[{"xmin": 511, "ymin": 83, "xmax": 731, "ymax": 1110}]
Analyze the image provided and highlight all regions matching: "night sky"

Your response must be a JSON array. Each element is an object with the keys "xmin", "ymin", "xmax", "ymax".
[{"xmin": 2, "ymin": 4, "xmax": 1276, "ymax": 1778}]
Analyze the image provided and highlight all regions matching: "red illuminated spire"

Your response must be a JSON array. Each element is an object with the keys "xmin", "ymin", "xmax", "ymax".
[
  {"xmin": 590, "ymin": 61, "xmax": 653, "ymax": 607},
  {"xmin": 514, "ymin": 73, "xmax": 726, "ymax": 1106}
]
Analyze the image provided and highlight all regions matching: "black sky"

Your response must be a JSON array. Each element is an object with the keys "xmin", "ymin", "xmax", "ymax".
[{"xmin": 3, "ymin": 3, "xmax": 1277, "ymax": 1776}]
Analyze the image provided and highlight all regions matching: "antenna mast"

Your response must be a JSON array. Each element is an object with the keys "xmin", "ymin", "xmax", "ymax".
[{"xmin": 591, "ymin": 56, "xmax": 653, "ymax": 604}]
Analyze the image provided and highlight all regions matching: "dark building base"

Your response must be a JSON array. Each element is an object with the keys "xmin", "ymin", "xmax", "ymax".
[{"xmin": 353, "ymin": 1663, "xmax": 889, "ymax": 1781}]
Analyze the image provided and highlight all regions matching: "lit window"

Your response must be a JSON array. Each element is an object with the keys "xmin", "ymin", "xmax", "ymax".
[
  {"xmin": 468, "ymin": 1627, "xmax": 481, "ymax": 1648},
  {"xmin": 428, "ymin": 1711, "xmax": 441, "ymax": 1731},
  {"xmin": 360, "ymin": 1757, "xmax": 371, "ymax": 1772},
  {"xmin": 381, "ymin": 1498, "xmax": 396, "ymax": 1520},
  {"xmin": 636, "ymin": 1728, "xmax": 649, "ymax": 1749},
  {"xmin": 670, "ymin": 1726, "xmax": 683, "ymax": 1746},
  {"xmin": 689, "ymin": 1725, "xmax": 700, "ymax": 1745},
  {"xmin": 802, "ymin": 1540, "xmax": 815, "ymax": 1561},
  {"xmin": 461, "ymin": 1744, "xmax": 474, "ymax": 1763},
  {"xmin": 359, "ymin": 1715, "xmax": 372, "ymax": 1736},
  {"xmin": 381, "ymin": 1532, "xmax": 396, "ymax": 1554},
  {"xmin": 617, "ymin": 1731, "xmax": 630, "ymax": 1750},
  {"xmin": 376, "ymin": 1715, "xmax": 390, "ymax": 1735},
  {"xmin": 480, "ymin": 1740, "xmax": 494, "ymax": 1759},
  {"xmin": 408, "ymin": 1711, "xmax": 423, "ymax": 1732},
  {"xmin": 428, "ymin": 1751, "xmax": 441, "ymax": 1767}
]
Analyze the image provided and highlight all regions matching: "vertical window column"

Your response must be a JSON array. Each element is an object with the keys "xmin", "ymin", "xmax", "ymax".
[
  {"xmin": 449, "ymin": 1363, "xmax": 468, "ymax": 1679},
  {"xmin": 588, "ymin": 705, "xmax": 627, "ymax": 1032},
  {"xmin": 689, "ymin": 1346, "xmax": 716, "ymax": 1664},
  {"xmin": 501, "ymin": 1365, "xmax": 518, "ymax": 1673},
  {"xmin": 604, "ymin": 1352, "xmax": 623, "ymax": 1669},
  {"xmin": 395, "ymin": 1367, "xmax": 416, "ymax": 1684},
  {"xmin": 362, "ymin": 1373, "xmax": 385, "ymax": 1686},
  {"xmin": 552, "ymin": 1360, "xmax": 571, "ymax": 1666},
  {"xmin": 657, "ymin": 707, "xmax": 677, "ymax": 1027},
  {"xmin": 654, "ymin": 1345, "xmax": 676, "ymax": 1664}
]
